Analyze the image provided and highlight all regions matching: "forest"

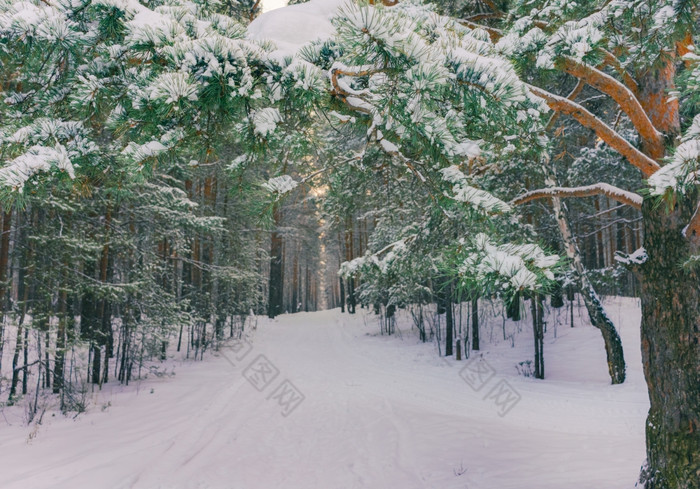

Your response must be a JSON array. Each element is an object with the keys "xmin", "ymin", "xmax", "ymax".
[{"xmin": 0, "ymin": 0, "xmax": 698, "ymax": 488}]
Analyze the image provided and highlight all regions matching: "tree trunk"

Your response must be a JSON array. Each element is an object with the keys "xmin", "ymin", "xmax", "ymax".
[
  {"xmin": 568, "ymin": 284, "xmax": 575, "ymax": 328},
  {"xmin": 636, "ymin": 59, "xmax": 699, "ymax": 488},
  {"xmin": 97, "ymin": 206, "xmax": 113, "ymax": 385},
  {"xmin": 339, "ymin": 276, "xmax": 345, "ymax": 313},
  {"xmin": 550, "ymin": 194, "xmax": 626, "ymax": 384},
  {"xmin": 0, "ymin": 208, "xmax": 11, "ymax": 376},
  {"xmin": 53, "ymin": 289, "xmax": 68, "ymax": 393},
  {"xmin": 268, "ymin": 205, "xmax": 284, "ymax": 318},
  {"xmin": 471, "ymin": 296, "xmax": 479, "ymax": 351},
  {"xmin": 506, "ymin": 291, "xmax": 521, "ymax": 321},
  {"xmin": 21, "ymin": 326, "xmax": 28, "ymax": 395},
  {"xmin": 9, "ymin": 210, "xmax": 31, "ymax": 403},
  {"xmin": 445, "ymin": 295, "xmax": 453, "ymax": 356},
  {"xmin": 291, "ymin": 247, "xmax": 298, "ymax": 313},
  {"xmin": 638, "ymin": 198, "xmax": 700, "ymax": 489},
  {"xmin": 550, "ymin": 280, "xmax": 564, "ymax": 308},
  {"xmin": 530, "ymin": 294, "xmax": 544, "ymax": 379},
  {"xmin": 347, "ymin": 276, "xmax": 356, "ymax": 314},
  {"xmin": 9, "ymin": 286, "xmax": 29, "ymax": 403},
  {"xmin": 344, "ymin": 218, "xmax": 356, "ymax": 314}
]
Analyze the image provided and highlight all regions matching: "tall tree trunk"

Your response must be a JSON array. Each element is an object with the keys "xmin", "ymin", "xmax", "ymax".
[
  {"xmin": 347, "ymin": 276, "xmax": 356, "ymax": 314},
  {"xmin": 291, "ymin": 246, "xmax": 298, "ymax": 313},
  {"xmin": 339, "ymin": 276, "xmax": 345, "ymax": 313},
  {"xmin": 506, "ymin": 291, "xmax": 521, "ymax": 321},
  {"xmin": 471, "ymin": 296, "xmax": 479, "ymax": 351},
  {"xmin": 21, "ymin": 326, "xmax": 28, "ymax": 395},
  {"xmin": 344, "ymin": 217, "xmax": 356, "ymax": 314},
  {"xmin": 550, "ymin": 192, "xmax": 626, "ymax": 384},
  {"xmin": 445, "ymin": 296, "xmax": 453, "ymax": 356},
  {"xmin": 637, "ymin": 62, "xmax": 699, "ymax": 489},
  {"xmin": 0, "ymin": 207, "xmax": 11, "ymax": 376},
  {"xmin": 53, "ymin": 289, "xmax": 68, "ymax": 393},
  {"xmin": 550, "ymin": 280, "xmax": 564, "ymax": 308},
  {"xmin": 9, "ymin": 273, "xmax": 29, "ymax": 403},
  {"xmin": 268, "ymin": 205, "xmax": 284, "ymax": 318},
  {"xmin": 530, "ymin": 294, "xmax": 544, "ymax": 379},
  {"xmin": 638, "ymin": 199, "xmax": 700, "ymax": 489},
  {"xmin": 304, "ymin": 264, "xmax": 310, "ymax": 312},
  {"xmin": 96, "ymin": 206, "xmax": 112, "ymax": 385}
]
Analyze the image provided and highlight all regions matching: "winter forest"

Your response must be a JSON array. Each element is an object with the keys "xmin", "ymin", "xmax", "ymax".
[{"xmin": 0, "ymin": 0, "xmax": 698, "ymax": 487}]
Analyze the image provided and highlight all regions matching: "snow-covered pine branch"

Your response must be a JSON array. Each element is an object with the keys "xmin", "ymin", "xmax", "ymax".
[
  {"xmin": 440, "ymin": 165, "xmax": 511, "ymax": 213},
  {"xmin": 511, "ymin": 183, "xmax": 643, "ymax": 210},
  {"xmin": 460, "ymin": 233, "xmax": 559, "ymax": 293},
  {"xmin": 0, "ymin": 144, "xmax": 75, "ymax": 192},
  {"xmin": 648, "ymin": 114, "xmax": 700, "ymax": 197},
  {"xmin": 263, "ymin": 175, "xmax": 299, "ymax": 197}
]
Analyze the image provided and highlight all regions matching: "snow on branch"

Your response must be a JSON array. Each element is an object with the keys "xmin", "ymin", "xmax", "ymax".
[
  {"xmin": 329, "ymin": 63, "xmax": 381, "ymax": 116},
  {"xmin": 528, "ymin": 85, "xmax": 661, "ymax": 177},
  {"xmin": 251, "ymin": 108, "xmax": 283, "ymax": 137},
  {"xmin": 511, "ymin": 183, "xmax": 642, "ymax": 210},
  {"xmin": 263, "ymin": 175, "xmax": 298, "ymax": 196},
  {"xmin": 615, "ymin": 247, "xmax": 647, "ymax": 265},
  {"xmin": 0, "ymin": 144, "xmax": 75, "ymax": 192},
  {"xmin": 440, "ymin": 165, "xmax": 511, "ymax": 213},
  {"xmin": 374, "ymin": 136, "xmax": 427, "ymax": 183},
  {"xmin": 339, "ymin": 237, "xmax": 412, "ymax": 278},
  {"xmin": 331, "ymin": 62, "xmax": 383, "ymax": 79},
  {"xmin": 648, "ymin": 114, "xmax": 700, "ymax": 196},
  {"xmin": 459, "ymin": 20, "xmax": 503, "ymax": 42},
  {"xmin": 122, "ymin": 141, "xmax": 168, "ymax": 163},
  {"xmin": 148, "ymin": 72, "xmax": 199, "ymax": 105},
  {"xmin": 461, "ymin": 233, "xmax": 558, "ymax": 292}
]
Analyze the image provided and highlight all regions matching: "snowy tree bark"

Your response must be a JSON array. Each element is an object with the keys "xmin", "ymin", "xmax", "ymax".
[
  {"xmin": 549, "ymin": 193, "xmax": 626, "ymax": 384},
  {"xmin": 638, "ymin": 197, "xmax": 700, "ymax": 489},
  {"xmin": 635, "ymin": 65, "xmax": 699, "ymax": 489}
]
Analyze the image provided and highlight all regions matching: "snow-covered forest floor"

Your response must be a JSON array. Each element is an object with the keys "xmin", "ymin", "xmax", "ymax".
[{"xmin": 0, "ymin": 297, "xmax": 648, "ymax": 489}]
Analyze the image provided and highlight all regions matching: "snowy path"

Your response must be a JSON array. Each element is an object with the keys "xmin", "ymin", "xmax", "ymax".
[{"xmin": 0, "ymin": 300, "xmax": 649, "ymax": 489}]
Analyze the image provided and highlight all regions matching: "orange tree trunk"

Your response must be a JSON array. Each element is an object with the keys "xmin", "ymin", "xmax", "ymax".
[{"xmin": 637, "ymin": 64, "xmax": 700, "ymax": 489}]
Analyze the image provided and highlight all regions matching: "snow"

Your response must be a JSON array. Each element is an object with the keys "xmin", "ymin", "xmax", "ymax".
[
  {"xmin": 463, "ymin": 233, "xmax": 559, "ymax": 291},
  {"xmin": 0, "ymin": 144, "xmax": 75, "ymax": 191},
  {"xmin": 264, "ymin": 174, "xmax": 298, "ymax": 194},
  {"xmin": 328, "ymin": 111, "xmax": 355, "ymax": 123},
  {"xmin": 148, "ymin": 72, "xmax": 199, "ymax": 104},
  {"xmin": 449, "ymin": 47, "xmax": 529, "ymax": 104},
  {"xmin": 379, "ymin": 138, "xmax": 399, "ymax": 154},
  {"xmin": 649, "ymin": 114, "xmax": 700, "ymax": 195},
  {"xmin": 0, "ymin": 297, "xmax": 647, "ymax": 489},
  {"xmin": 454, "ymin": 140, "xmax": 481, "ymax": 159},
  {"xmin": 262, "ymin": 0, "xmax": 288, "ymax": 13},
  {"xmin": 247, "ymin": 0, "xmax": 347, "ymax": 58},
  {"xmin": 653, "ymin": 5, "xmax": 675, "ymax": 31},
  {"xmin": 122, "ymin": 140, "xmax": 168, "ymax": 163},
  {"xmin": 615, "ymin": 247, "xmax": 648, "ymax": 266},
  {"xmin": 251, "ymin": 107, "xmax": 283, "ymax": 137},
  {"xmin": 440, "ymin": 165, "xmax": 511, "ymax": 213}
]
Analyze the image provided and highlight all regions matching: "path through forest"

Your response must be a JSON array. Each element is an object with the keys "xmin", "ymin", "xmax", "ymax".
[{"xmin": 0, "ymin": 299, "xmax": 649, "ymax": 489}]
